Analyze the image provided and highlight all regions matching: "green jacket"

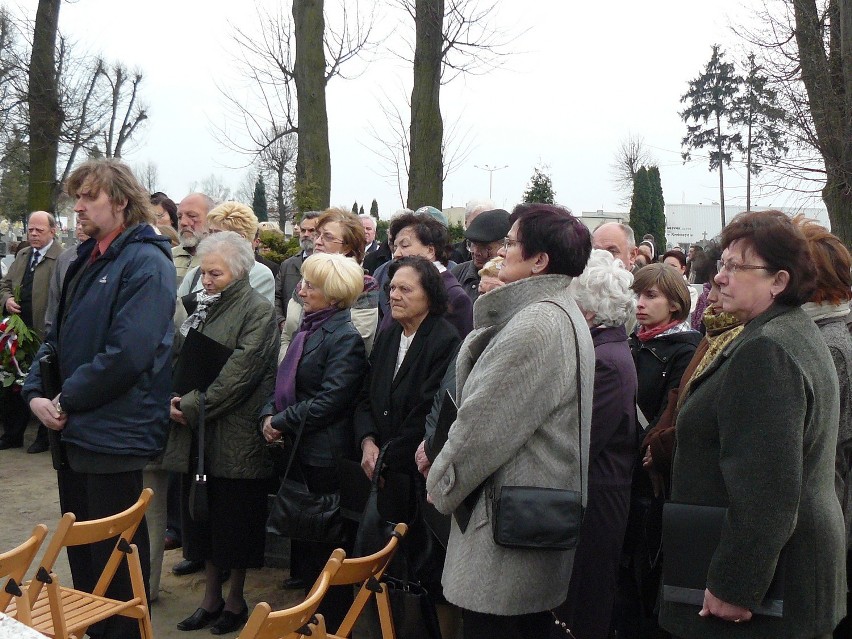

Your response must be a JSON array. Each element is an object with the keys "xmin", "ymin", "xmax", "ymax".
[
  {"xmin": 159, "ymin": 276, "xmax": 279, "ymax": 479},
  {"xmin": 660, "ymin": 305, "xmax": 846, "ymax": 639}
]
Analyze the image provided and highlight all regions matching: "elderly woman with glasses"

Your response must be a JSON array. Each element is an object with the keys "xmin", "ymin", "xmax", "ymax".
[
  {"xmin": 280, "ymin": 208, "xmax": 378, "ymax": 358},
  {"xmin": 260, "ymin": 252, "xmax": 369, "ymax": 630},
  {"xmin": 659, "ymin": 211, "xmax": 846, "ymax": 639},
  {"xmin": 427, "ymin": 204, "xmax": 594, "ymax": 639},
  {"xmin": 378, "ymin": 211, "xmax": 473, "ymax": 339}
]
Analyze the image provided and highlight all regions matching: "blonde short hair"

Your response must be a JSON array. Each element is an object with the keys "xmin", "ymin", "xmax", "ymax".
[
  {"xmin": 207, "ymin": 201, "xmax": 259, "ymax": 241},
  {"xmin": 478, "ymin": 256, "xmax": 503, "ymax": 278},
  {"xmin": 301, "ymin": 253, "xmax": 365, "ymax": 310}
]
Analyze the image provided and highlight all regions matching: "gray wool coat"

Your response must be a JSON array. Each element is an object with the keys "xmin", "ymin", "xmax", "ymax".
[
  {"xmin": 426, "ymin": 274, "xmax": 595, "ymax": 616},
  {"xmin": 660, "ymin": 305, "xmax": 846, "ymax": 639}
]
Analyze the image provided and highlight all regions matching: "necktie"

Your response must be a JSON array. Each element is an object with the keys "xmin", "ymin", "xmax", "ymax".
[{"xmin": 30, "ymin": 250, "xmax": 40, "ymax": 271}]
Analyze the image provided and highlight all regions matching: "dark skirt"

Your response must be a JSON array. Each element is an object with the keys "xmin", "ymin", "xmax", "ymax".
[{"xmin": 181, "ymin": 474, "xmax": 268, "ymax": 569}]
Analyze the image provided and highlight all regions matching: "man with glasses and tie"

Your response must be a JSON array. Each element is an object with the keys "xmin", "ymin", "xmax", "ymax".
[
  {"xmin": 0, "ymin": 210, "xmax": 63, "ymax": 453},
  {"xmin": 451, "ymin": 208, "xmax": 511, "ymax": 302}
]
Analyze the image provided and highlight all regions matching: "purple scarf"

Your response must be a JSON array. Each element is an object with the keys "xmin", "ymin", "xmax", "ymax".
[{"xmin": 273, "ymin": 306, "xmax": 339, "ymax": 411}]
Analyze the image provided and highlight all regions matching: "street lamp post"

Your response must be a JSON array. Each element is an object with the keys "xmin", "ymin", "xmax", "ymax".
[{"xmin": 475, "ymin": 164, "xmax": 508, "ymax": 199}]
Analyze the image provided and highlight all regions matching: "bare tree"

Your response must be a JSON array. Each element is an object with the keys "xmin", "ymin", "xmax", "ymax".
[
  {"xmin": 99, "ymin": 63, "xmax": 147, "ymax": 159},
  {"xmin": 199, "ymin": 174, "xmax": 232, "ymax": 203},
  {"xmin": 27, "ymin": 0, "xmax": 62, "ymax": 212},
  {"xmin": 215, "ymin": 1, "xmax": 374, "ymax": 211},
  {"xmin": 366, "ymin": 87, "xmax": 473, "ymax": 208},
  {"xmin": 259, "ymin": 129, "xmax": 298, "ymax": 220},
  {"xmin": 610, "ymin": 134, "xmax": 653, "ymax": 206},
  {"xmin": 134, "ymin": 160, "xmax": 159, "ymax": 192},
  {"xmin": 734, "ymin": 0, "xmax": 852, "ymax": 242},
  {"xmin": 387, "ymin": 0, "xmax": 517, "ymax": 208}
]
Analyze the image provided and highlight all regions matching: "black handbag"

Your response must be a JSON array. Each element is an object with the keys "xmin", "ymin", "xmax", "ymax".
[
  {"xmin": 353, "ymin": 442, "xmax": 398, "ymax": 558},
  {"xmin": 491, "ymin": 300, "xmax": 586, "ymax": 551},
  {"xmin": 266, "ymin": 401, "xmax": 344, "ymax": 544},
  {"xmin": 384, "ymin": 576, "xmax": 442, "ymax": 639},
  {"xmin": 188, "ymin": 392, "xmax": 209, "ymax": 522}
]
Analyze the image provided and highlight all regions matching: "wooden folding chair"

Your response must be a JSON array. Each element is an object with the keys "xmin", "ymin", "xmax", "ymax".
[
  {"xmin": 8, "ymin": 487, "xmax": 154, "ymax": 639},
  {"xmin": 0, "ymin": 524, "xmax": 49, "ymax": 626},
  {"xmin": 237, "ymin": 548, "xmax": 344, "ymax": 639},
  {"xmin": 328, "ymin": 522, "xmax": 408, "ymax": 639}
]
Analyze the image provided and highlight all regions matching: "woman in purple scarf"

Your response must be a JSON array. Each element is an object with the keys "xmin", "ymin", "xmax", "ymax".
[{"xmin": 260, "ymin": 252, "xmax": 369, "ymax": 629}]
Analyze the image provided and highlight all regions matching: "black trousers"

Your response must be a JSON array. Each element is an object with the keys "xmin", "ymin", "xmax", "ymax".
[
  {"xmin": 462, "ymin": 608, "xmax": 553, "ymax": 639},
  {"xmin": 57, "ymin": 466, "xmax": 150, "ymax": 639},
  {"xmin": 1, "ymin": 387, "xmax": 30, "ymax": 444}
]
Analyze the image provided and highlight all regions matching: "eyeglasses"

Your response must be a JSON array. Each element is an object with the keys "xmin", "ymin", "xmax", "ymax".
[
  {"xmin": 315, "ymin": 231, "xmax": 344, "ymax": 245},
  {"xmin": 300, "ymin": 279, "xmax": 317, "ymax": 291},
  {"xmin": 466, "ymin": 240, "xmax": 501, "ymax": 257},
  {"xmin": 716, "ymin": 258, "xmax": 771, "ymax": 275},
  {"xmin": 502, "ymin": 237, "xmax": 523, "ymax": 251}
]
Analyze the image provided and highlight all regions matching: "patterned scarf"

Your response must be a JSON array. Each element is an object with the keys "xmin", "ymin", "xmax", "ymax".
[
  {"xmin": 677, "ymin": 308, "xmax": 744, "ymax": 410},
  {"xmin": 179, "ymin": 291, "xmax": 221, "ymax": 337},
  {"xmin": 637, "ymin": 319, "xmax": 681, "ymax": 342}
]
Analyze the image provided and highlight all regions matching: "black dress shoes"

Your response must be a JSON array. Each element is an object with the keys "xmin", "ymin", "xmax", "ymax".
[
  {"xmin": 27, "ymin": 438, "xmax": 50, "ymax": 454},
  {"xmin": 282, "ymin": 576, "xmax": 306, "ymax": 590},
  {"xmin": 173, "ymin": 559, "xmax": 205, "ymax": 576},
  {"xmin": 176, "ymin": 601, "xmax": 225, "ymax": 631},
  {"xmin": 0, "ymin": 439, "xmax": 23, "ymax": 450},
  {"xmin": 210, "ymin": 603, "xmax": 249, "ymax": 635}
]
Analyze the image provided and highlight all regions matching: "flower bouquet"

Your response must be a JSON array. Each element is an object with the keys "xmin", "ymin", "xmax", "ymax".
[{"xmin": 0, "ymin": 313, "xmax": 41, "ymax": 389}]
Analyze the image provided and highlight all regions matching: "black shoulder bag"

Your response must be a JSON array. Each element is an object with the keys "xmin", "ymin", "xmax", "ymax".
[
  {"xmin": 491, "ymin": 301, "xmax": 585, "ymax": 551},
  {"xmin": 266, "ymin": 401, "xmax": 345, "ymax": 544}
]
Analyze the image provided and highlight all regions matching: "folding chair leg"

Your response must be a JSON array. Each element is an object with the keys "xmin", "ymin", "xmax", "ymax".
[
  {"xmin": 15, "ymin": 589, "xmax": 33, "ymax": 626},
  {"xmin": 376, "ymin": 587, "xmax": 396, "ymax": 639},
  {"xmin": 45, "ymin": 577, "xmax": 69, "ymax": 639}
]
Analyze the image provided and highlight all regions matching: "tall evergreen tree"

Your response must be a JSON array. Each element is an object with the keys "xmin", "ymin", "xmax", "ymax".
[
  {"xmin": 351, "ymin": 201, "xmax": 359, "ymax": 215},
  {"xmin": 370, "ymin": 198, "xmax": 379, "ymax": 218},
  {"xmin": 680, "ymin": 44, "xmax": 741, "ymax": 228},
  {"xmin": 522, "ymin": 166, "xmax": 556, "ymax": 204},
  {"xmin": 646, "ymin": 166, "xmax": 666, "ymax": 250},
  {"xmin": 252, "ymin": 175, "xmax": 269, "ymax": 222},
  {"xmin": 629, "ymin": 166, "xmax": 652, "ymax": 241},
  {"xmin": 731, "ymin": 53, "xmax": 788, "ymax": 212},
  {"xmin": 359, "ymin": 204, "xmax": 364, "ymax": 216}
]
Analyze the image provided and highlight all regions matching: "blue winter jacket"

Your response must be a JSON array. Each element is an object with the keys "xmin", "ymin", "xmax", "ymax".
[{"xmin": 23, "ymin": 223, "xmax": 176, "ymax": 457}]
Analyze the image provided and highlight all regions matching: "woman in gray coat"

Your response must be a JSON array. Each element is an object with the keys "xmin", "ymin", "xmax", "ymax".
[
  {"xmin": 426, "ymin": 204, "xmax": 594, "ymax": 639},
  {"xmin": 659, "ymin": 210, "xmax": 846, "ymax": 639}
]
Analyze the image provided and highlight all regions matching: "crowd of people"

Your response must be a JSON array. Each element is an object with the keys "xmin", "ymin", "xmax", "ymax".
[{"xmin": 1, "ymin": 157, "xmax": 850, "ymax": 639}]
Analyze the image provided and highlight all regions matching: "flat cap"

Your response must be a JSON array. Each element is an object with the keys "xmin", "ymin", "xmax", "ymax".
[{"xmin": 464, "ymin": 208, "xmax": 511, "ymax": 243}]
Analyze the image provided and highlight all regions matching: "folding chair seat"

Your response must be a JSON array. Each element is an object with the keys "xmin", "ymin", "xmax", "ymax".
[
  {"xmin": 328, "ymin": 522, "xmax": 408, "ymax": 639},
  {"xmin": 7, "ymin": 488, "xmax": 154, "ymax": 639},
  {"xmin": 0, "ymin": 524, "xmax": 49, "ymax": 626},
  {"xmin": 237, "ymin": 548, "xmax": 343, "ymax": 639}
]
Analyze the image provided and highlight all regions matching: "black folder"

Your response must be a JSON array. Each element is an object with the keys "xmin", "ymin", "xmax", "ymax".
[
  {"xmin": 172, "ymin": 328, "xmax": 233, "ymax": 395},
  {"xmin": 661, "ymin": 502, "xmax": 785, "ymax": 618}
]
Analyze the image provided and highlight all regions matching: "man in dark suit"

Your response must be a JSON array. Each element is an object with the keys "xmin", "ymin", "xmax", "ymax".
[
  {"xmin": 274, "ymin": 211, "xmax": 320, "ymax": 327},
  {"xmin": 0, "ymin": 211, "xmax": 63, "ymax": 453},
  {"xmin": 360, "ymin": 214, "xmax": 379, "ymax": 255}
]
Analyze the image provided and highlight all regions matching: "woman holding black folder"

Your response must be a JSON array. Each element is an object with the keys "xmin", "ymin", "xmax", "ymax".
[
  {"xmin": 168, "ymin": 232, "xmax": 279, "ymax": 635},
  {"xmin": 659, "ymin": 210, "xmax": 847, "ymax": 639}
]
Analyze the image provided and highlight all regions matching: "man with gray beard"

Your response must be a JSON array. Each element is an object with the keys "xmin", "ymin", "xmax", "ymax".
[
  {"xmin": 274, "ymin": 211, "xmax": 320, "ymax": 327},
  {"xmin": 173, "ymin": 192, "xmax": 214, "ymax": 286}
]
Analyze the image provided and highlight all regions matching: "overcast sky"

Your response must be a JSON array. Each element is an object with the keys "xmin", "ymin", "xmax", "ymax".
[{"xmin": 12, "ymin": 0, "xmax": 826, "ymax": 217}]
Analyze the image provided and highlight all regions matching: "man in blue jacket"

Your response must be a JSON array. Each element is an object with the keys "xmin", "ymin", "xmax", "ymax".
[{"xmin": 24, "ymin": 158, "xmax": 175, "ymax": 639}]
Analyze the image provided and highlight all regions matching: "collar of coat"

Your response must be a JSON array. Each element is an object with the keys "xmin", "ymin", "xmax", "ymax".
[{"xmin": 473, "ymin": 274, "xmax": 574, "ymax": 329}]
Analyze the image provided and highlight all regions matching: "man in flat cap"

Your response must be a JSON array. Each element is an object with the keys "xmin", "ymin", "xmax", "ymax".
[{"xmin": 451, "ymin": 208, "xmax": 511, "ymax": 302}]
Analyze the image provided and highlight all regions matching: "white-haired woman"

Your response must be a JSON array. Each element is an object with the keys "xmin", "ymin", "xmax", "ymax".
[
  {"xmin": 169, "ymin": 231, "xmax": 279, "ymax": 635},
  {"xmin": 261, "ymin": 252, "xmax": 369, "ymax": 631},
  {"xmin": 552, "ymin": 249, "xmax": 639, "ymax": 639}
]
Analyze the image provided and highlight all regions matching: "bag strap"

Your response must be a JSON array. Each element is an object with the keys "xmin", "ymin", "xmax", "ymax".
[
  {"xmin": 196, "ymin": 392, "xmax": 206, "ymax": 482},
  {"xmin": 281, "ymin": 399, "xmax": 314, "ymax": 482},
  {"xmin": 540, "ymin": 300, "xmax": 585, "ymax": 503}
]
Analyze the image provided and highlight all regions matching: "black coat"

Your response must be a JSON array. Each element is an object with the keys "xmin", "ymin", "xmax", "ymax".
[
  {"xmin": 363, "ymin": 241, "xmax": 391, "ymax": 275},
  {"xmin": 353, "ymin": 313, "xmax": 460, "ymax": 475},
  {"xmin": 262, "ymin": 308, "xmax": 368, "ymax": 467},
  {"xmin": 629, "ymin": 328, "xmax": 701, "ymax": 429}
]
